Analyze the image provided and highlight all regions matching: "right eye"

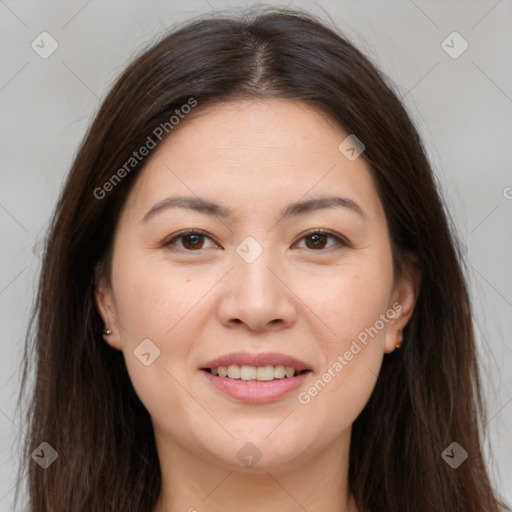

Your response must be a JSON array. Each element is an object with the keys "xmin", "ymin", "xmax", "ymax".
[{"xmin": 162, "ymin": 229, "xmax": 220, "ymax": 252}]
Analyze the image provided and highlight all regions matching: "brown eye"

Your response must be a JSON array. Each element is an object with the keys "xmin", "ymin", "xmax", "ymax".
[
  {"xmin": 182, "ymin": 233, "xmax": 204, "ymax": 250},
  {"xmin": 296, "ymin": 230, "xmax": 346, "ymax": 251},
  {"xmin": 163, "ymin": 230, "xmax": 217, "ymax": 251},
  {"xmin": 304, "ymin": 233, "xmax": 328, "ymax": 249}
]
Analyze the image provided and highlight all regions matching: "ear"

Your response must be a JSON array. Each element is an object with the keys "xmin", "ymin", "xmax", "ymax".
[
  {"xmin": 383, "ymin": 257, "xmax": 421, "ymax": 354},
  {"xmin": 94, "ymin": 264, "xmax": 122, "ymax": 351}
]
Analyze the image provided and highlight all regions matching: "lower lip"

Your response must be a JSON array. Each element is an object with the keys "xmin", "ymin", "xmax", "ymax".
[{"xmin": 201, "ymin": 370, "xmax": 311, "ymax": 404}]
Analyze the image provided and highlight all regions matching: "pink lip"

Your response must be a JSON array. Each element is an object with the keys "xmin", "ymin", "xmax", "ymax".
[
  {"xmin": 201, "ymin": 351, "xmax": 312, "ymax": 372},
  {"xmin": 201, "ymin": 369, "xmax": 311, "ymax": 404},
  {"xmin": 201, "ymin": 352, "xmax": 311, "ymax": 404},
  {"xmin": 200, "ymin": 352, "xmax": 313, "ymax": 404}
]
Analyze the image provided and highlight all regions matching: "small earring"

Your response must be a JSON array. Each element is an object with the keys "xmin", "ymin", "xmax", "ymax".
[
  {"xmin": 395, "ymin": 329, "xmax": 403, "ymax": 349},
  {"xmin": 102, "ymin": 328, "xmax": 112, "ymax": 335}
]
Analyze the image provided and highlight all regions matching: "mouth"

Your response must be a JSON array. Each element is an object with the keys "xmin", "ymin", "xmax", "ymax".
[{"xmin": 199, "ymin": 352, "xmax": 313, "ymax": 404}]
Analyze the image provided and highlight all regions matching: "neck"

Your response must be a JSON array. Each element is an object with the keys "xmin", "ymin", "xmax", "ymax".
[{"xmin": 152, "ymin": 426, "xmax": 359, "ymax": 512}]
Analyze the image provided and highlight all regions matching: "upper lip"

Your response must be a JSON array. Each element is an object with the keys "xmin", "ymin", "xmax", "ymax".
[{"xmin": 201, "ymin": 351, "xmax": 312, "ymax": 371}]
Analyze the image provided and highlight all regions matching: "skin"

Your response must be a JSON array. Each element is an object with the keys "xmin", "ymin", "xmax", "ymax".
[{"xmin": 95, "ymin": 99, "xmax": 419, "ymax": 512}]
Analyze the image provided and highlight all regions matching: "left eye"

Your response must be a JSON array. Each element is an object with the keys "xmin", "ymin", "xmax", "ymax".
[
  {"xmin": 163, "ymin": 229, "xmax": 346, "ymax": 252},
  {"xmin": 295, "ymin": 230, "xmax": 346, "ymax": 250}
]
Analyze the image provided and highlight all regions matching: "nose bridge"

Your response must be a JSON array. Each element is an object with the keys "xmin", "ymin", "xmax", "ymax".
[{"xmin": 232, "ymin": 236, "xmax": 282, "ymax": 303}]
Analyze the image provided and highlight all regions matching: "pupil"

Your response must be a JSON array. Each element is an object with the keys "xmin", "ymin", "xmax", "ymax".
[
  {"xmin": 307, "ymin": 233, "xmax": 326, "ymax": 249},
  {"xmin": 184, "ymin": 233, "xmax": 203, "ymax": 249}
]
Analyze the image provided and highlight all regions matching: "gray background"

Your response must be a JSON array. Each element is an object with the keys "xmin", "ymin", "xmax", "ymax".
[{"xmin": 1, "ymin": 0, "xmax": 511, "ymax": 509}]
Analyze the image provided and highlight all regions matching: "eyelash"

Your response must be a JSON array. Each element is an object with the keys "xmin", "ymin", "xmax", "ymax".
[{"xmin": 162, "ymin": 228, "xmax": 349, "ymax": 253}]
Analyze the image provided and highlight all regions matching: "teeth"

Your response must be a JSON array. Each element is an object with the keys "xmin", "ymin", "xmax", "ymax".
[
  {"xmin": 256, "ymin": 365, "xmax": 275, "ymax": 381},
  {"xmin": 227, "ymin": 364, "xmax": 240, "ymax": 379},
  {"xmin": 240, "ymin": 365, "xmax": 257, "ymax": 380},
  {"xmin": 285, "ymin": 366, "xmax": 295, "ymax": 378},
  {"xmin": 209, "ymin": 364, "xmax": 300, "ymax": 381},
  {"xmin": 274, "ymin": 365, "xmax": 285, "ymax": 379}
]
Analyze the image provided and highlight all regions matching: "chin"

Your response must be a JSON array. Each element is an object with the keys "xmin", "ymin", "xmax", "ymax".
[{"xmin": 194, "ymin": 427, "xmax": 313, "ymax": 472}]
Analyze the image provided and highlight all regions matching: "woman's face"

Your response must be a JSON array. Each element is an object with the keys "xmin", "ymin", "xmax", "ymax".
[{"xmin": 96, "ymin": 99, "xmax": 417, "ymax": 472}]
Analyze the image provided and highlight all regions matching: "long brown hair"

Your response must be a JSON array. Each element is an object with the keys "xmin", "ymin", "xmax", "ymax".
[{"xmin": 17, "ymin": 6, "xmax": 508, "ymax": 511}]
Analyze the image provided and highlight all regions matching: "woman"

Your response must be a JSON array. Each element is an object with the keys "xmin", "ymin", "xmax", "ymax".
[{"xmin": 17, "ymin": 6, "xmax": 509, "ymax": 512}]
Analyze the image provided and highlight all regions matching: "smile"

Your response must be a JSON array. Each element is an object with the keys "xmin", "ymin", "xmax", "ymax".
[{"xmin": 200, "ymin": 351, "xmax": 313, "ymax": 403}]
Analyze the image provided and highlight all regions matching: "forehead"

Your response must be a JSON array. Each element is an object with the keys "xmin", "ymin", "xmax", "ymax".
[
  {"xmin": 164, "ymin": 99, "xmax": 347, "ymax": 159},
  {"xmin": 121, "ymin": 99, "xmax": 381, "ymax": 222}
]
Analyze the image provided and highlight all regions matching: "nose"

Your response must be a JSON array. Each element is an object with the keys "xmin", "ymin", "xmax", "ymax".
[{"xmin": 216, "ymin": 250, "xmax": 297, "ymax": 332}]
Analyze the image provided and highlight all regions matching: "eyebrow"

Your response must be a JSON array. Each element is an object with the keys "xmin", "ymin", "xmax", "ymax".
[{"xmin": 142, "ymin": 194, "xmax": 367, "ymax": 223}]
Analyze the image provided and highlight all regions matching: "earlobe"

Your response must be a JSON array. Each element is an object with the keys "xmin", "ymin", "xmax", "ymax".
[
  {"xmin": 94, "ymin": 273, "xmax": 123, "ymax": 351},
  {"xmin": 384, "ymin": 259, "xmax": 421, "ymax": 353}
]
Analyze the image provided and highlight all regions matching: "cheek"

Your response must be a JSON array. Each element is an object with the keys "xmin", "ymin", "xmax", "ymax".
[
  {"xmin": 309, "ymin": 261, "xmax": 394, "ymax": 348},
  {"xmin": 111, "ymin": 248, "xmax": 198, "ymax": 340},
  {"xmin": 109, "ymin": 250, "xmax": 192, "ymax": 399},
  {"xmin": 110, "ymin": 245, "xmax": 227, "ymax": 397},
  {"xmin": 297, "ymin": 258, "xmax": 393, "ymax": 418}
]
